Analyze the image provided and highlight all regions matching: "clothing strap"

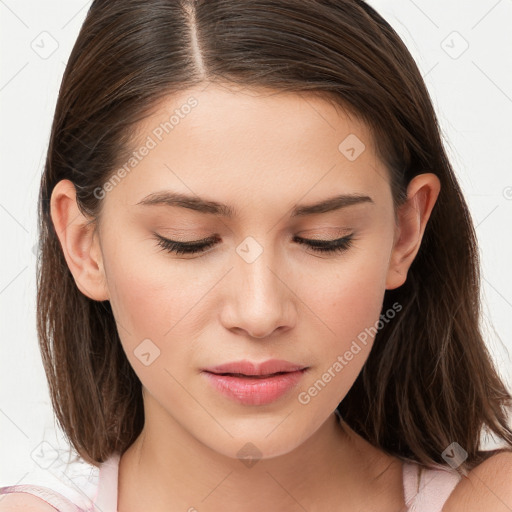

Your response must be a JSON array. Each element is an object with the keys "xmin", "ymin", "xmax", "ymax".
[
  {"xmin": 92, "ymin": 452, "xmax": 120, "ymax": 512},
  {"xmin": 403, "ymin": 461, "xmax": 461, "ymax": 511}
]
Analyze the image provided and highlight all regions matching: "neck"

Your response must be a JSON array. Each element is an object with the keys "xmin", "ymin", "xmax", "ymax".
[{"xmin": 118, "ymin": 403, "xmax": 401, "ymax": 511}]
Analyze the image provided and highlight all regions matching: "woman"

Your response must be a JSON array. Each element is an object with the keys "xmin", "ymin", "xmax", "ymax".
[{"xmin": 1, "ymin": 0, "xmax": 511, "ymax": 510}]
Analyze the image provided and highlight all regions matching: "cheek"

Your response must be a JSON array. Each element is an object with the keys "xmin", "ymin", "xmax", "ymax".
[
  {"xmin": 101, "ymin": 235, "xmax": 198, "ymax": 351},
  {"xmin": 102, "ymin": 256, "xmax": 206, "ymax": 402},
  {"xmin": 303, "ymin": 250, "xmax": 389, "ymax": 340},
  {"xmin": 297, "ymin": 235, "xmax": 392, "ymax": 385},
  {"xmin": 294, "ymin": 254, "xmax": 389, "ymax": 408}
]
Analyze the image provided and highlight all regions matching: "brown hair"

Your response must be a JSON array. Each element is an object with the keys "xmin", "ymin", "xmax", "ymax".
[{"xmin": 37, "ymin": 0, "xmax": 512, "ymax": 470}]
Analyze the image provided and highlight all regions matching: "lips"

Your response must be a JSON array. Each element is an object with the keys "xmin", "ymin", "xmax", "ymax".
[
  {"xmin": 218, "ymin": 372, "xmax": 288, "ymax": 379},
  {"xmin": 202, "ymin": 368, "xmax": 307, "ymax": 406},
  {"xmin": 201, "ymin": 359, "xmax": 309, "ymax": 405},
  {"xmin": 202, "ymin": 359, "xmax": 307, "ymax": 377}
]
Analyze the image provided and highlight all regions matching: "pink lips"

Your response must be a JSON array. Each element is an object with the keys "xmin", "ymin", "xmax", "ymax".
[{"xmin": 201, "ymin": 359, "xmax": 308, "ymax": 406}]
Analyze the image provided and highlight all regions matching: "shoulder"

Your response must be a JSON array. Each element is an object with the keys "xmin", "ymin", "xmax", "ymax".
[
  {"xmin": 0, "ymin": 492, "xmax": 58, "ymax": 511},
  {"xmin": 443, "ymin": 451, "xmax": 512, "ymax": 512}
]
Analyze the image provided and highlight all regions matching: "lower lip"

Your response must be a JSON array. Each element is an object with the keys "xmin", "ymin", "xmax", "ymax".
[{"xmin": 202, "ymin": 369, "xmax": 307, "ymax": 406}]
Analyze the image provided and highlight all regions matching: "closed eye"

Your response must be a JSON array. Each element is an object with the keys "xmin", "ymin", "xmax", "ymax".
[
  {"xmin": 153, "ymin": 233, "xmax": 355, "ymax": 256},
  {"xmin": 293, "ymin": 234, "xmax": 354, "ymax": 254}
]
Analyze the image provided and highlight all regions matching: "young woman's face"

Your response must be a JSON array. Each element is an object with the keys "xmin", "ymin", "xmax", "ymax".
[{"xmin": 72, "ymin": 84, "xmax": 423, "ymax": 459}]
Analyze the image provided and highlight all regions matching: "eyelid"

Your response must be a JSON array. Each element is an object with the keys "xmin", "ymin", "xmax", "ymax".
[{"xmin": 153, "ymin": 232, "xmax": 355, "ymax": 257}]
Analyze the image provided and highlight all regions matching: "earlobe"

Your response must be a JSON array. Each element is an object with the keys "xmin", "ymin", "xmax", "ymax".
[
  {"xmin": 385, "ymin": 173, "xmax": 441, "ymax": 290},
  {"xmin": 50, "ymin": 179, "xmax": 109, "ymax": 301}
]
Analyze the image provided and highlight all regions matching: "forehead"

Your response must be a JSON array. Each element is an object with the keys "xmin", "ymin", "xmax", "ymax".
[
  {"xmin": 107, "ymin": 84, "xmax": 390, "ymax": 213},
  {"xmin": 137, "ymin": 83, "xmax": 374, "ymax": 151}
]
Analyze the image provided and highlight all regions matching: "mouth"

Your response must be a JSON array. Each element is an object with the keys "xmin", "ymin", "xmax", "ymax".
[
  {"xmin": 202, "ymin": 368, "xmax": 308, "ymax": 406},
  {"xmin": 209, "ymin": 371, "xmax": 294, "ymax": 379},
  {"xmin": 202, "ymin": 358, "xmax": 308, "ymax": 377}
]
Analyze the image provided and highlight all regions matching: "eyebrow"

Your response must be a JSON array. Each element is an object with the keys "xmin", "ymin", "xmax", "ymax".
[{"xmin": 135, "ymin": 191, "xmax": 374, "ymax": 217}]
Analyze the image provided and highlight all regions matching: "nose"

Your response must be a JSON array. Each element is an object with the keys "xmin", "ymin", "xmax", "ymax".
[{"xmin": 219, "ymin": 242, "xmax": 297, "ymax": 339}]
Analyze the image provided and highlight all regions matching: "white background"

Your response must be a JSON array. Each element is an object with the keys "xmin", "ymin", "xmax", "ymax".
[{"xmin": 1, "ymin": 0, "xmax": 511, "ymax": 497}]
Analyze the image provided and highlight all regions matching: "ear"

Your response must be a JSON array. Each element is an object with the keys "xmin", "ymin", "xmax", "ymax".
[
  {"xmin": 386, "ymin": 173, "xmax": 441, "ymax": 290},
  {"xmin": 50, "ymin": 179, "xmax": 109, "ymax": 301}
]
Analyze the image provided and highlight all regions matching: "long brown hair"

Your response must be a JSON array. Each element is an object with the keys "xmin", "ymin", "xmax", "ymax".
[{"xmin": 37, "ymin": 0, "xmax": 512, "ymax": 470}]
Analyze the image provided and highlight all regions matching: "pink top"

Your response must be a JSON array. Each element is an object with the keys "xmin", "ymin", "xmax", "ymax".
[
  {"xmin": 0, "ymin": 453, "xmax": 120, "ymax": 512},
  {"xmin": 0, "ymin": 451, "xmax": 461, "ymax": 511},
  {"xmin": 402, "ymin": 459, "xmax": 462, "ymax": 511}
]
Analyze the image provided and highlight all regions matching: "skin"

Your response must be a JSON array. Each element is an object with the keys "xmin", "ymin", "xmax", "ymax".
[{"xmin": 50, "ymin": 83, "xmax": 442, "ymax": 511}]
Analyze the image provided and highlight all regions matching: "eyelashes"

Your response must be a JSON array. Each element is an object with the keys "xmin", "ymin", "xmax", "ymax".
[
  {"xmin": 153, "ymin": 233, "xmax": 355, "ymax": 257},
  {"xmin": 155, "ymin": 235, "xmax": 220, "ymax": 255},
  {"xmin": 292, "ymin": 234, "xmax": 354, "ymax": 254}
]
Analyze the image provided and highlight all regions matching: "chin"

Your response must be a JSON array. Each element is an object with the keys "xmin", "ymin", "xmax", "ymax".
[{"xmin": 199, "ymin": 419, "xmax": 312, "ymax": 463}]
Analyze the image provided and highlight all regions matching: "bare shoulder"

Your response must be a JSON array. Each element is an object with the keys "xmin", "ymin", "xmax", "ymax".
[
  {"xmin": 443, "ymin": 451, "xmax": 512, "ymax": 512},
  {"xmin": 0, "ymin": 492, "xmax": 58, "ymax": 511}
]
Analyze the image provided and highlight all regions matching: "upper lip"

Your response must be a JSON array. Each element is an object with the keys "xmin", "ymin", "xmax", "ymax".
[{"xmin": 203, "ymin": 359, "xmax": 307, "ymax": 376}]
